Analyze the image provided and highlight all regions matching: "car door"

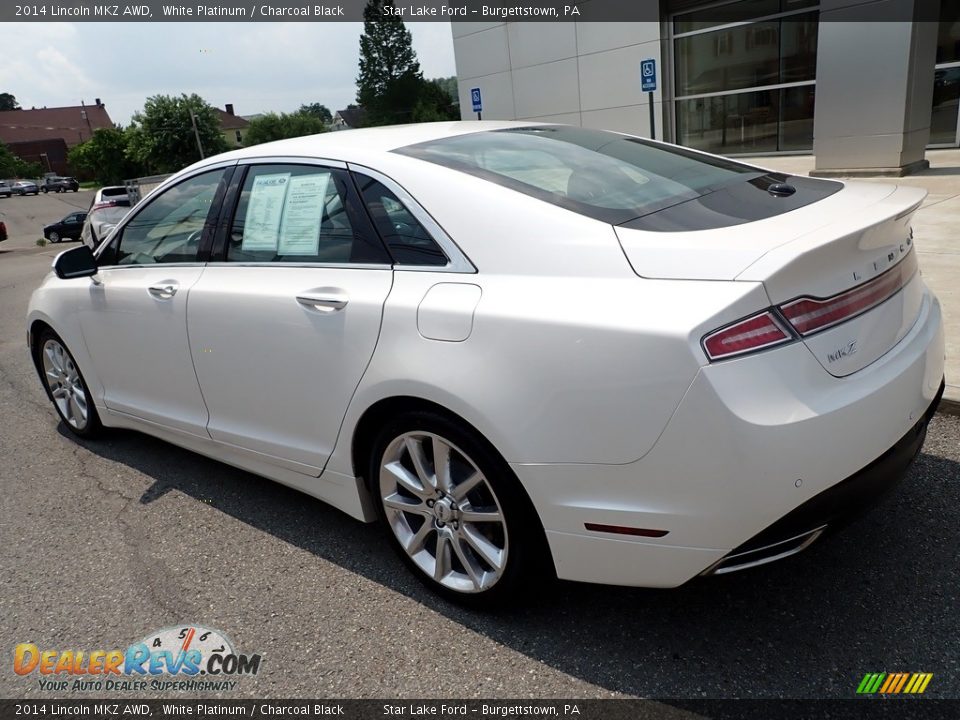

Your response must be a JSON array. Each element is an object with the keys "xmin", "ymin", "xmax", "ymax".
[
  {"xmin": 77, "ymin": 166, "xmax": 231, "ymax": 436},
  {"xmin": 187, "ymin": 161, "xmax": 394, "ymax": 474},
  {"xmin": 64, "ymin": 212, "xmax": 85, "ymax": 238}
]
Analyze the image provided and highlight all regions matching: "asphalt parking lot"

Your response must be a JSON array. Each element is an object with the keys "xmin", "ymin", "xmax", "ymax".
[{"xmin": 0, "ymin": 192, "xmax": 958, "ymax": 703}]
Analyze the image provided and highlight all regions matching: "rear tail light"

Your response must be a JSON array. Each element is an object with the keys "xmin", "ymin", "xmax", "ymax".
[
  {"xmin": 702, "ymin": 250, "xmax": 918, "ymax": 362},
  {"xmin": 702, "ymin": 310, "xmax": 792, "ymax": 361},
  {"xmin": 779, "ymin": 251, "xmax": 918, "ymax": 336}
]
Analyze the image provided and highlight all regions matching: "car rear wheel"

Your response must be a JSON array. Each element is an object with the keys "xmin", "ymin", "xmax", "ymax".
[
  {"xmin": 369, "ymin": 411, "xmax": 547, "ymax": 607},
  {"xmin": 48, "ymin": 231, "xmax": 60, "ymax": 243},
  {"xmin": 36, "ymin": 331, "xmax": 102, "ymax": 438}
]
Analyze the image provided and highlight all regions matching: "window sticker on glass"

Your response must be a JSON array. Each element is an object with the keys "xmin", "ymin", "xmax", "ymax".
[
  {"xmin": 242, "ymin": 173, "xmax": 291, "ymax": 251},
  {"xmin": 277, "ymin": 173, "xmax": 330, "ymax": 256}
]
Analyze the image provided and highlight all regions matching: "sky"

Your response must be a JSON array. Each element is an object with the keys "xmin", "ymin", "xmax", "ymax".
[{"xmin": 0, "ymin": 22, "xmax": 457, "ymax": 125}]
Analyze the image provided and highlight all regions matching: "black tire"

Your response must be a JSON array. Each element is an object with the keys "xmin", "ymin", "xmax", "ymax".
[
  {"xmin": 48, "ymin": 232, "xmax": 60, "ymax": 243},
  {"xmin": 367, "ymin": 410, "xmax": 550, "ymax": 608},
  {"xmin": 35, "ymin": 329, "xmax": 103, "ymax": 439}
]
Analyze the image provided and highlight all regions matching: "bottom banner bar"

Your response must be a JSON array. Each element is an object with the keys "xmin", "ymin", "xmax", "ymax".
[{"xmin": 0, "ymin": 699, "xmax": 957, "ymax": 720}]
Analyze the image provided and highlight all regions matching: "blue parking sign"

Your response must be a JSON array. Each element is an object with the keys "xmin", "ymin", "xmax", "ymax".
[
  {"xmin": 471, "ymin": 88, "xmax": 482, "ymax": 113},
  {"xmin": 641, "ymin": 59, "xmax": 657, "ymax": 92}
]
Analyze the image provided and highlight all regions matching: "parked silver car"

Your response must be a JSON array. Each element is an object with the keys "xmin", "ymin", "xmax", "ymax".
[{"xmin": 12, "ymin": 181, "xmax": 39, "ymax": 196}]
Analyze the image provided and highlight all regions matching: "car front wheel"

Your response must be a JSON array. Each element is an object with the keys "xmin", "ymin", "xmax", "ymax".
[
  {"xmin": 48, "ymin": 231, "xmax": 60, "ymax": 243},
  {"xmin": 36, "ymin": 331, "xmax": 102, "ymax": 438},
  {"xmin": 369, "ymin": 411, "xmax": 547, "ymax": 607}
]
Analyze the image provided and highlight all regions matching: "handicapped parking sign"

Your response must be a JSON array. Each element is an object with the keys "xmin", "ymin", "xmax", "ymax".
[
  {"xmin": 471, "ymin": 88, "xmax": 482, "ymax": 113},
  {"xmin": 641, "ymin": 59, "xmax": 657, "ymax": 92}
]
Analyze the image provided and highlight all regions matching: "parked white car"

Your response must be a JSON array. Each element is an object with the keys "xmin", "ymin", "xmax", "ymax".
[
  {"xmin": 27, "ymin": 122, "xmax": 945, "ymax": 606},
  {"xmin": 80, "ymin": 199, "xmax": 132, "ymax": 249},
  {"xmin": 90, "ymin": 185, "xmax": 129, "ymax": 205}
]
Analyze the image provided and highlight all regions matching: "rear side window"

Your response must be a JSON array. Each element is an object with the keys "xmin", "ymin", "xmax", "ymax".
[
  {"xmin": 353, "ymin": 174, "xmax": 447, "ymax": 267},
  {"xmin": 226, "ymin": 164, "xmax": 388, "ymax": 265}
]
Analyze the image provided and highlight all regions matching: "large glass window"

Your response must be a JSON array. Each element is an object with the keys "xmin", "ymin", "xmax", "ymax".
[
  {"xmin": 930, "ymin": 3, "xmax": 960, "ymax": 147},
  {"xmin": 677, "ymin": 85, "xmax": 815, "ymax": 155},
  {"xmin": 931, "ymin": 66, "xmax": 960, "ymax": 146},
  {"xmin": 674, "ymin": 0, "xmax": 817, "ymax": 34},
  {"xmin": 673, "ymin": 0, "xmax": 818, "ymax": 154},
  {"xmin": 937, "ymin": 1, "xmax": 960, "ymax": 65}
]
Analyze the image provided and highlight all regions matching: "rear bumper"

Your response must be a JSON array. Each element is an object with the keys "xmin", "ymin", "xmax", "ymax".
[
  {"xmin": 701, "ymin": 377, "xmax": 943, "ymax": 576},
  {"xmin": 514, "ymin": 287, "xmax": 945, "ymax": 588}
]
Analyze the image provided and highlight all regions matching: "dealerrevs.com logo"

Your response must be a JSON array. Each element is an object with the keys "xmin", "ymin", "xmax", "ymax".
[{"xmin": 14, "ymin": 625, "xmax": 262, "ymax": 692}]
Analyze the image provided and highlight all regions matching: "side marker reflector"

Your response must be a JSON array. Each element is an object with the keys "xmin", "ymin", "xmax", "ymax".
[{"xmin": 584, "ymin": 523, "xmax": 668, "ymax": 538}]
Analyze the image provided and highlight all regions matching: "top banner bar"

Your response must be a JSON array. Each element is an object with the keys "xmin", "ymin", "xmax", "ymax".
[{"xmin": 0, "ymin": 0, "xmax": 949, "ymax": 22}]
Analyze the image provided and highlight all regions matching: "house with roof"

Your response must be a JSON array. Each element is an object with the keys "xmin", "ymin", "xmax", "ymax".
[
  {"xmin": 217, "ymin": 104, "xmax": 250, "ymax": 147},
  {"xmin": 332, "ymin": 106, "xmax": 366, "ymax": 131},
  {"xmin": 0, "ymin": 99, "xmax": 114, "ymax": 175}
]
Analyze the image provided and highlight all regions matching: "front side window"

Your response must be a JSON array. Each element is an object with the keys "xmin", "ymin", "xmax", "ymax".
[
  {"xmin": 226, "ymin": 164, "xmax": 388, "ymax": 264},
  {"xmin": 353, "ymin": 174, "xmax": 447, "ymax": 266},
  {"xmin": 110, "ymin": 169, "xmax": 226, "ymax": 266}
]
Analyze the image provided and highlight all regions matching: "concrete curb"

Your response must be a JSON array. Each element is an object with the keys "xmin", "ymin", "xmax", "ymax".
[{"xmin": 938, "ymin": 395, "xmax": 960, "ymax": 417}]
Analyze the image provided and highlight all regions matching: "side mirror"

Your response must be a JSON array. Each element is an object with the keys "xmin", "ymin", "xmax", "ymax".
[{"xmin": 53, "ymin": 245, "xmax": 98, "ymax": 280}]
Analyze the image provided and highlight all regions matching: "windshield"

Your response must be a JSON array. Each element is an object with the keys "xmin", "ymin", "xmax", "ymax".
[
  {"xmin": 395, "ymin": 126, "xmax": 763, "ymax": 224},
  {"xmin": 92, "ymin": 206, "xmax": 131, "ymax": 224}
]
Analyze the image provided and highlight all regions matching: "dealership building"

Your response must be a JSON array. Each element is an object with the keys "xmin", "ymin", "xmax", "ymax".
[{"xmin": 452, "ymin": 0, "xmax": 959, "ymax": 175}]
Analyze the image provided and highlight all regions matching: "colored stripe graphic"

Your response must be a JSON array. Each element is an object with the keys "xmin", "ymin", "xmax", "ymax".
[
  {"xmin": 879, "ymin": 674, "xmax": 897, "ymax": 694},
  {"xmin": 893, "ymin": 673, "xmax": 910, "ymax": 693},
  {"xmin": 857, "ymin": 672, "xmax": 932, "ymax": 694}
]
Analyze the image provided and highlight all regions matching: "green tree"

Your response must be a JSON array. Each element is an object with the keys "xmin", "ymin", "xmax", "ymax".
[
  {"xmin": 0, "ymin": 143, "xmax": 19, "ymax": 176},
  {"xmin": 243, "ymin": 111, "xmax": 328, "ymax": 147},
  {"xmin": 356, "ymin": 0, "xmax": 423, "ymax": 125},
  {"xmin": 0, "ymin": 141, "xmax": 41, "ymax": 177},
  {"xmin": 429, "ymin": 77, "xmax": 458, "ymax": 105},
  {"xmin": 0, "ymin": 93, "xmax": 19, "ymax": 111},
  {"xmin": 355, "ymin": 4, "xmax": 459, "ymax": 126},
  {"xmin": 67, "ymin": 127, "xmax": 145, "ymax": 184},
  {"xmin": 413, "ymin": 79, "xmax": 459, "ymax": 122},
  {"xmin": 298, "ymin": 103, "xmax": 333, "ymax": 125},
  {"xmin": 126, "ymin": 93, "xmax": 228, "ymax": 173}
]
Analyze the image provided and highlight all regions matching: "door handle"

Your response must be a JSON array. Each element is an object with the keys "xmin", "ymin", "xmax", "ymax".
[
  {"xmin": 148, "ymin": 282, "xmax": 179, "ymax": 300},
  {"xmin": 296, "ymin": 291, "xmax": 349, "ymax": 313}
]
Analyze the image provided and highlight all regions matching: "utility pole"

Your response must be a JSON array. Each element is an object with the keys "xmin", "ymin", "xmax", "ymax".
[
  {"xmin": 80, "ymin": 99, "xmax": 94, "ymax": 140},
  {"xmin": 189, "ymin": 109, "xmax": 205, "ymax": 160}
]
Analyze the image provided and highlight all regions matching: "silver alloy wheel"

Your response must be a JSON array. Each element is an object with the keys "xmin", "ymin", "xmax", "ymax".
[
  {"xmin": 49, "ymin": 232, "xmax": 59, "ymax": 243},
  {"xmin": 41, "ymin": 339, "xmax": 88, "ymax": 430},
  {"xmin": 379, "ymin": 432, "xmax": 508, "ymax": 593}
]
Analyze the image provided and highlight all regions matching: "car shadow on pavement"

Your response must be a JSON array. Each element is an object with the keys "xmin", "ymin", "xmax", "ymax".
[{"xmin": 59, "ymin": 421, "xmax": 960, "ymax": 699}]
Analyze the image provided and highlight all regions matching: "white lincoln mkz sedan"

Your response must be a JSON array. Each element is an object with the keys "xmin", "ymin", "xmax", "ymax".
[{"xmin": 28, "ymin": 122, "xmax": 945, "ymax": 606}]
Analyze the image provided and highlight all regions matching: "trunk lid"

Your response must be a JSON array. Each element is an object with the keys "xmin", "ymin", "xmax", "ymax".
[{"xmin": 614, "ymin": 182, "xmax": 927, "ymax": 376}]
